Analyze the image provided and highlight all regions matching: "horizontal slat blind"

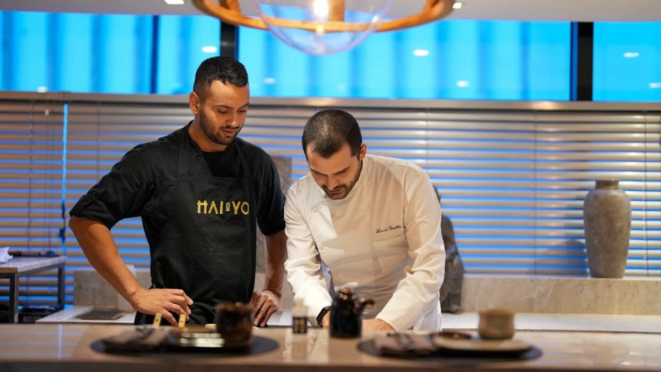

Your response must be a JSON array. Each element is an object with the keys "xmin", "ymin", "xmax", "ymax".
[
  {"xmin": 525, "ymin": 112, "xmax": 660, "ymax": 276},
  {"xmin": 241, "ymin": 106, "xmax": 661, "ymax": 277},
  {"xmin": 4, "ymin": 95, "xmax": 658, "ymax": 314},
  {"xmin": 0, "ymin": 100, "xmax": 65, "ymax": 307},
  {"xmin": 64, "ymin": 102, "xmax": 290, "ymax": 300},
  {"xmin": 65, "ymin": 102, "xmax": 191, "ymax": 276}
]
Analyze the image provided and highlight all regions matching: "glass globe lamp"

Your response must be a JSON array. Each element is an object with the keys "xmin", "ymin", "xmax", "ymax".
[
  {"xmin": 254, "ymin": 0, "xmax": 393, "ymax": 55},
  {"xmin": 192, "ymin": 0, "xmax": 455, "ymax": 55}
]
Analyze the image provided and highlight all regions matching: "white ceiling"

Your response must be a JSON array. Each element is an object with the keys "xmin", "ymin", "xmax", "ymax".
[{"xmin": 1, "ymin": 0, "xmax": 660, "ymax": 22}]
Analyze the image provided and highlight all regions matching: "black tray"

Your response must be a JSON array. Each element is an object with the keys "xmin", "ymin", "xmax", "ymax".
[
  {"xmin": 91, "ymin": 335, "xmax": 278, "ymax": 357},
  {"xmin": 357, "ymin": 338, "xmax": 542, "ymax": 366}
]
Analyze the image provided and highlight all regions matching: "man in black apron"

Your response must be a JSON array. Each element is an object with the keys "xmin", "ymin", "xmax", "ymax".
[{"xmin": 69, "ymin": 57, "xmax": 286, "ymax": 326}]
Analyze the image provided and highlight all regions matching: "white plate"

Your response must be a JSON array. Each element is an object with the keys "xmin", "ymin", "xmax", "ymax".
[{"xmin": 432, "ymin": 337, "xmax": 532, "ymax": 354}]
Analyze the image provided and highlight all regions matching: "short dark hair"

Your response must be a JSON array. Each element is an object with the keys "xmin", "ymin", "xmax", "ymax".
[
  {"xmin": 193, "ymin": 57, "xmax": 248, "ymax": 98},
  {"xmin": 302, "ymin": 109, "xmax": 362, "ymax": 159}
]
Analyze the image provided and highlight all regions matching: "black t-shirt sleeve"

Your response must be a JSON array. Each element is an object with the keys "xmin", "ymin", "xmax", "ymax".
[
  {"xmin": 69, "ymin": 144, "xmax": 154, "ymax": 229},
  {"xmin": 256, "ymin": 156, "xmax": 286, "ymax": 236}
]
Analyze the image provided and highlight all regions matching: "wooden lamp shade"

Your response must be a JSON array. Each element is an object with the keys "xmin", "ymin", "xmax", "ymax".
[{"xmin": 191, "ymin": 0, "xmax": 455, "ymax": 33}]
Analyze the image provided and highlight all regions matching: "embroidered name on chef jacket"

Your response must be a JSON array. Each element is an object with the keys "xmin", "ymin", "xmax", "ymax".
[
  {"xmin": 196, "ymin": 200, "xmax": 250, "ymax": 215},
  {"xmin": 376, "ymin": 225, "xmax": 402, "ymax": 234}
]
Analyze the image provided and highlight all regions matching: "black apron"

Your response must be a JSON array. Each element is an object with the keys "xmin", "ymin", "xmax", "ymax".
[{"xmin": 135, "ymin": 133, "xmax": 256, "ymax": 325}]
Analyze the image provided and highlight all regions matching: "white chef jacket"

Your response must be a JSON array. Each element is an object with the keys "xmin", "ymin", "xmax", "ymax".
[{"xmin": 284, "ymin": 154, "xmax": 445, "ymax": 331}]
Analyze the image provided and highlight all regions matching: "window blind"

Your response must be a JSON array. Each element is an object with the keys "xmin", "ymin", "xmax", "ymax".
[
  {"xmin": 2, "ymin": 94, "xmax": 659, "ymax": 312},
  {"xmin": 65, "ymin": 101, "xmax": 191, "ymax": 274},
  {"xmin": 63, "ymin": 100, "xmax": 661, "ymax": 278},
  {"xmin": 241, "ymin": 105, "xmax": 661, "ymax": 277},
  {"xmin": 0, "ymin": 97, "xmax": 65, "ymax": 307}
]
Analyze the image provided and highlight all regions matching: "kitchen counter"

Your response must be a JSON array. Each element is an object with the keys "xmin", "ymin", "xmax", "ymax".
[
  {"xmin": 442, "ymin": 312, "xmax": 661, "ymax": 333},
  {"xmin": 0, "ymin": 256, "xmax": 66, "ymax": 322},
  {"xmin": 1, "ymin": 323, "xmax": 660, "ymax": 372},
  {"xmin": 36, "ymin": 308, "xmax": 661, "ymax": 333},
  {"xmin": 36, "ymin": 306, "xmax": 137, "ymax": 325}
]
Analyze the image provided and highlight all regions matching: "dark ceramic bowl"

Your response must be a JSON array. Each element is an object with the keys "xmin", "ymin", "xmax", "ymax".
[{"xmin": 214, "ymin": 302, "xmax": 254, "ymax": 342}]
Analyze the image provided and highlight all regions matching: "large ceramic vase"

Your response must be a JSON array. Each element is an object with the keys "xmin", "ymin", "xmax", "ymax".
[{"xmin": 583, "ymin": 180, "xmax": 632, "ymax": 278}]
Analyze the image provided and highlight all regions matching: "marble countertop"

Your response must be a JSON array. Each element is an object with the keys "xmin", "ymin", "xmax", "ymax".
[
  {"xmin": 36, "ymin": 308, "xmax": 661, "ymax": 335},
  {"xmin": 443, "ymin": 312, "xmax": 661, "ymax": 334},
  {"xmin": 1, "ymin": 323, "xmax": 660, "ymax": 372},
  {"xmin": 36, "ymin": 306, "xmax": 137, "ymax": 325},
  {"xmin": 37, "ymin": 307, "xmax": 294, "ymax": 326}
]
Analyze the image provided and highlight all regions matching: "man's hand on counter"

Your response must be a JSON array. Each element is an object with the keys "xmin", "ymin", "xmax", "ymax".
[
  {"xmin": 363, "ymin": 318, "xmax": 395, "ymax": 331},
  {"xmin": 251, "ymin": 290, "xmax": 280, "ymax": 327},
  {"xmin": 321, "ymin": 312, "xmax": 331, "ymax": 329},
  {"xmin": 129, "ymin": 287, "xmax": 193, "ymax": 326}
]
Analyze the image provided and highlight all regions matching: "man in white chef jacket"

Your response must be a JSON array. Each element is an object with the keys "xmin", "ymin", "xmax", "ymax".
[{"xmin": 285, "ymin": 109, "xmax": 445, "ymax": 331}]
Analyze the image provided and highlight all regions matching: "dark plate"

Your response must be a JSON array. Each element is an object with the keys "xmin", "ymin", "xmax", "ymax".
[
  {"xmin": 357, "ymin": 338, "xmax": 542, "ymax": 364},
  {"xmin": 92, "ymin": 334, "xmax": 278, "ymax": 357}
]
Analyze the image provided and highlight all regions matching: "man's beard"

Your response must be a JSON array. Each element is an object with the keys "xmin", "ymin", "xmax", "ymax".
[
  {"xmin": 199, "ymin": 111, "xmax": 238, "ymax": 146},
  {"xmin": 322, "ymin": 160, "xmax": 363, "ymax": 200}
]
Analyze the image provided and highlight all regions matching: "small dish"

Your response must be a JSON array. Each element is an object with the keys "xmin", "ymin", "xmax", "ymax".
[{"xmin": 165, "ymin": 327, "xmax": 252, "ymax": 349}]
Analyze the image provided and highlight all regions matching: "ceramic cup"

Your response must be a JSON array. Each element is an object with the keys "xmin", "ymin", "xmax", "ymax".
[
  {"xmin": 214, "ymin": 302, "xmax": 254, "ymax": 342},
  {"xmin": 478, "ymin": 308, "xmax": 515, "ymax": 340}
]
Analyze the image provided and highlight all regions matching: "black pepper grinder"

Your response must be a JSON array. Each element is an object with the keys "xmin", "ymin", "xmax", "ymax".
[{"xmin": 329, "ymin": 287, "xmax": 374, "ymax": 338}]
